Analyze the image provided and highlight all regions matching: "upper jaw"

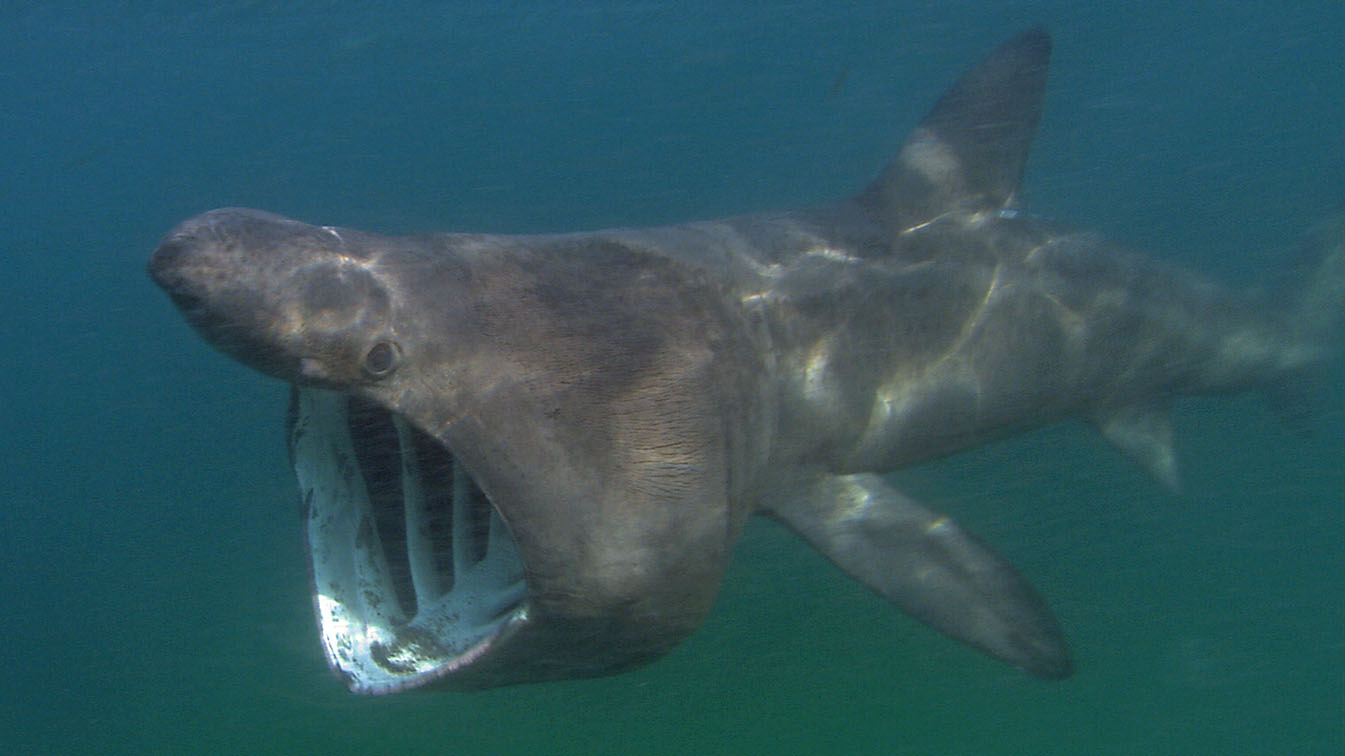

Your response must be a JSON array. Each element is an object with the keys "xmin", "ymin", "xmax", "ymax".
[{"xmin": 290, "ymin": 387, "xmax": 530, "ymax": 694}]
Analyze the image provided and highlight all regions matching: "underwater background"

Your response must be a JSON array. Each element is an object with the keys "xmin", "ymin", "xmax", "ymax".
[{"xmin": 2, "ymin": 1, "xmax": 1340, "ymax": 754}]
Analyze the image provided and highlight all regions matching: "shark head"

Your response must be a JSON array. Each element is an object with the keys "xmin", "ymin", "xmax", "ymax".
[{"xmin": 149, "ymin": 208, "xmax": 757, "ymax": 692}]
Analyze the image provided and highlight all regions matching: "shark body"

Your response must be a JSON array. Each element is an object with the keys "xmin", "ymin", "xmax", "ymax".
[{"xmin": 148, "ymin": 29, "xmax": 1341, "ymax": 693}]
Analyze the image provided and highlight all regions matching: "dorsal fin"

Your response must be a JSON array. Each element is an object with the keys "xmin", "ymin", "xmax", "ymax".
[{"xmin": 860, "ymin": 28, "xmax": 1051, "ymax": 232}]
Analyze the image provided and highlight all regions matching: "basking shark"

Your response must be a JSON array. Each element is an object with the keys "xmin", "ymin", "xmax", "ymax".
[{"xmin": 149, "ymin": 29, "xmax": 1342, "ymax": 694}]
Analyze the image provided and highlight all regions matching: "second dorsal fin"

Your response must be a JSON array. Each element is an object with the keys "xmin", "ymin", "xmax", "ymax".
[
  {"xmin": 1091, "ymin": 401, "xmax": 1182, "ymax": 492},
  {"xmin": 860, "ymin": 28, "xmax": 1051, "ymax": 233}
]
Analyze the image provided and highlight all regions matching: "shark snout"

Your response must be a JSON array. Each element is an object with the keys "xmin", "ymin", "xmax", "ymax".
[
  {"xmin": 148, "ymin": 211, "xmax": 299, "ymax": 378},
  {"xmin": 146, "ymin": 233, "xmax": 184, "ymax": 289},
  {"xmin": 147, "ymin": 231, "xmax": 213, "ymax": 310},
  {"xmin": 148, "ymin": 207, "xmax": 317, "ymax": 325},
  {"xmin": 148, "ymin": 208, "xmax": 256, "ymax": 299},
  {"xmin": 149, "ymin": 207, "xmax": 404, "ymax": 389},
  {"xmin": 148, "ymin": 225, "xmax": 224, "ymax": 332}
]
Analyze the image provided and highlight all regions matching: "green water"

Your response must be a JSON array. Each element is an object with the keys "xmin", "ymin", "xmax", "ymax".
[{"xmin": 1, "ymin": 2, "xmax": 1340, "ymax": 753}]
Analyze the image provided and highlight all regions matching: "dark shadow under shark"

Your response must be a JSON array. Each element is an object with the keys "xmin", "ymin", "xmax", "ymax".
[{"xmin": 148, "ymin": 29, "xmax": 1343, "ymax": 694}]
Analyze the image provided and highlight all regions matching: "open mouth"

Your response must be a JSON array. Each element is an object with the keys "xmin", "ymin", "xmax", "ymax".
[{"xmin": 288, "ymin": 387, "xmax": 529, "ymax": 694}]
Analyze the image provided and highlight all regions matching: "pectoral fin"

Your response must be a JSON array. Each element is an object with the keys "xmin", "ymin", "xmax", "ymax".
[{"xmin": 764, "ymin": 473, "xmax": 1072, "ymax": 679}]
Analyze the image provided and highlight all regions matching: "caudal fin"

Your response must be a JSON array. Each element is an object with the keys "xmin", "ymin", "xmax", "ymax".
[
  {"xmin": 1279, "ymin": 213, "xmax": 1344, "ymax": 345},
  {"xmin": 1264, "ymin": 213, "xmax": 1344, "ymax": 432}
]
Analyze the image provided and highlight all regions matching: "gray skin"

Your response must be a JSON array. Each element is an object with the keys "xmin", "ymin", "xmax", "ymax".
[{"xmin": 148, "ymin": 29, "xmax": 1341, "ymax": 693}]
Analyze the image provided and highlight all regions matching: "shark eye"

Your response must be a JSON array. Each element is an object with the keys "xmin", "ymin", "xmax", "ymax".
[{"xmin": 362, "ymin": 340, "xmax": 399, "ymax": 378}]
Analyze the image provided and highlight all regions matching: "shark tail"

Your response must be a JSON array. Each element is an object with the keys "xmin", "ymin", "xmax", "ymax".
[
  {"xmin": 1278, "ymin": 212, "xmax": 1345, "ymax": 347},
  {"xmin": 1262, "ymin": 212, "xmax": 1345, "ymax": 432},
  {"xmin": 1101, "ymin": 214, "xmax": 1342, "ymax": 484}
]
